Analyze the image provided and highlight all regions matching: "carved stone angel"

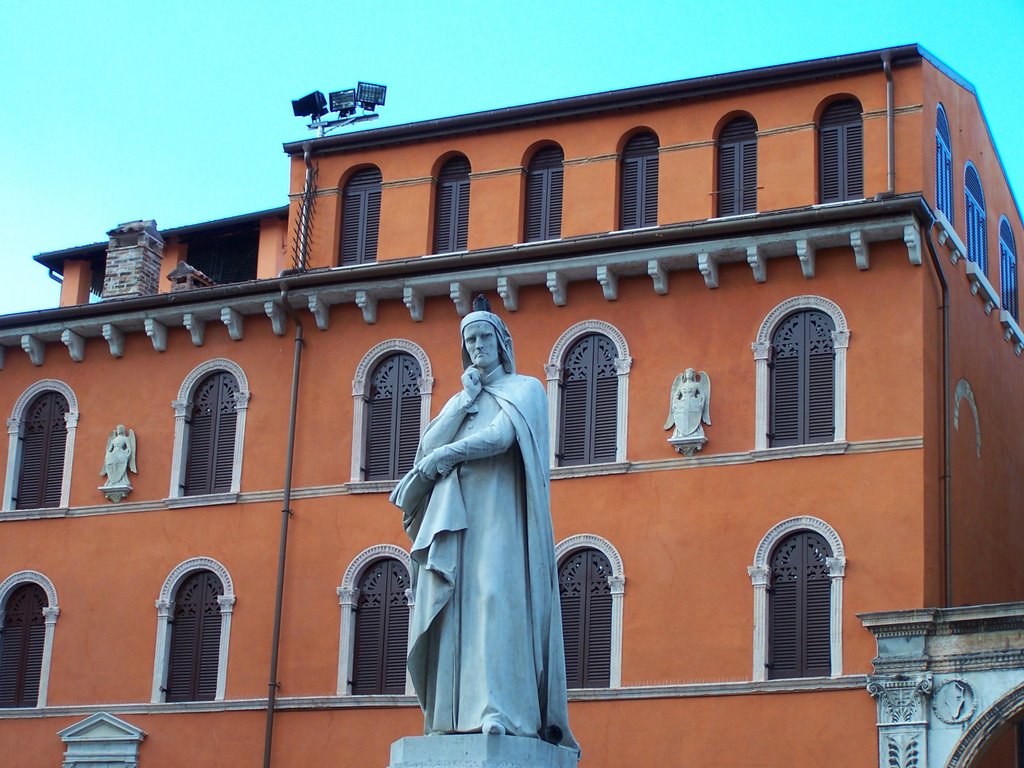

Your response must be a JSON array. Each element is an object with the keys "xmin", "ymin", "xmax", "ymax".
[
  {"xmin": 664, "ymin": 369, "xmax": 711, "ymax": 455},
  {"xmin": 99, "ymin": 425, "xmax": 137, "ymax": 502}
]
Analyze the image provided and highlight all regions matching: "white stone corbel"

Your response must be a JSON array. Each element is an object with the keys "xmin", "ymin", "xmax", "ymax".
[
  {"xmin": 145, "ymin": 319, "xmax": 167, "ymax": 352},
  {"xmin": 697, "ymin": 252, "xmax": 719, "ymax": 288},
  {"xmin": 796, "ymin": 239, "xmax": 816, "ymax": 278},
  {"xmin": 403, "ymin": 286, "xmax": 424, "ymax": 322},
  {"xmin": 102, "ymin": 323, "xmax": 125, "ymax": 357},
  {"xmin": 220, "ymin": 308, "xmax": 243, "ymax": 341},
  {"xmin": 903, "ymin": 223, "xmax": 922, "ymax": 265},
  {"xmin": 183, "ymin": 313, "xmax": 205, "ymax": 346},
  {"xmin": 21, "ymin": 334, "xmax": 44, "ymax": 366},
  {"xmin": 355, "ymin": 291, "xmax": 377, "ymax": 324},
  {"xmin": 308, "ymin": 294, "xmax": 330, "ymax": 331},
  {"xmin": 496, "ymin": 277, "xmax": 519, "ymax": 311},
  {"xmin": 546, "ymin": 271, "xmax": 567, "ymax": 306},
  {"xmin": 648, "ymin": 259, "xmax": 668, "ymax": 295},
  {"xmin": 851, "ymin": 230, "xmax": 869, "ymax": 270},
  {"xmin": 264, "ymin": 301, "xmax": 286, "ymax": 336},
  {"xmin": 61, "ymin": 329, "xmax": 85, "ymax": 362},
  {"xmin": 449, "ymin": 282, "xmax": 471, "ymax": 316},
  {"xmin": 597, "ymin": 266, "xmax": 619, "ymax": 301},
  {"xmin": 747, "ymin": 245, "xmax": 766, "ymax": 283}
]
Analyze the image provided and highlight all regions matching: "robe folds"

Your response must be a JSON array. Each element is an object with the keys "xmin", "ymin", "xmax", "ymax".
[{"xmin": 391, "ymin": 370, "xmax": 577, "ymax": 754}]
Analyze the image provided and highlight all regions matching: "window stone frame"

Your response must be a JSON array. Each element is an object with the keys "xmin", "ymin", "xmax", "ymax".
[{"xmin": 0, "ymin": 569, "xmax": 59, "ymax": 707}]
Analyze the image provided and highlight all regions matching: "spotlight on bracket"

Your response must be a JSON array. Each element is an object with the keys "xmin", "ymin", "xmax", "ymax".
[{"xmin": 292, "ymin": 80, "xmax": 388, "ymax": 137}]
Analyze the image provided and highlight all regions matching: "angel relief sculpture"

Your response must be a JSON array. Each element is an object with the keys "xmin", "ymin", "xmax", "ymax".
[
  {"xmin": 664, "ymin": 368, "xmax": 711, "ymax": 455},
  {"xmin": 99, "ymin": 425, "xmax": 137, "ymax": 502}
]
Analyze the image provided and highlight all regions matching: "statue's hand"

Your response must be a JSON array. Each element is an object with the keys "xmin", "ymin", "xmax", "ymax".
[
  {"xmin": 416, "ymin": 447, "xmax": 456, "ymax": 479},
  {"xmin": 461, "ymin": 367, "xmax": 483, "ymax": 402}
]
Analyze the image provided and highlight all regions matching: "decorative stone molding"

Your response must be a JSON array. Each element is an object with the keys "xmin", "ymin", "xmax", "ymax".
[
  {"xmin": 144, "ymin": 319, "xmax": 167, "ymax": 352},
  {"xmin": 58, "ymin": 712, "xmax": 145, "ymax": 768},
  {"xmin": 546, "ymin": 320, "xmax": 632, "ymax": 466},
  {"xmin": 308, "ymin": 294, "xmax": 330, "ymax": 330},
  {"xmin": 350, "ymin": 340, "xmax": 433, "ymax": 483},
  {"xmin": 152, "ymin": 557, "xmax": 235, "ymax": 703},
  {"xmin": 403, "ymin": 286, "xmax": 424, "ymax": 322},
  {"xmin": 3, "ymin": 379, "xmax": 79, "ymax": 512},
  {"xmin": 337, "ymin": 545, "xmax": 413, "ymax": 696},
  {"xmin": 749, "ymin": 516, "xmax": 846, "ymax": 681},
  {"xmin": 61, "ymin": 329, "xmax": 85, "ymax": 362},
  {"xmin": 264, "ymin": 301, "xmax": 286, "ymax": 336},
  {"xmin": 953, "ymin": 378, "xmax": 981, "ymax": 458},
  {"xmin": 596, "ymin": 266, "xmax": 618, "ymax": 300},
  {"xmin": 102, "ymin": 323, "xmax": 125, "ymax": 357},
  {"xmin": 752, "ymin": 295, "xmax": 849, "ymax": 451},
  {"xmin": 746, "ymin": 245, "xmax": 766, "ymax": 283},
  {"xmin": 355, "ymin": 291, "xmax": 378, "ymax": 324},
  {"xmin": 21, "ymin": 334, "xmax": 44, "ymax": 366},
  {"xmin": 998, "ymin": 310, "xmax": 1024, "ymax": 356},
  {"xmin": 546, "ymin": 270, "xmax": 568, "ymax": 306},
  {"xmin": 0, "ymin": 570, "xmax": 59, "ymax": 707},
  {"xmin": 647, "ymin": 259, "xmax": 668, "ymax": 294},
  {"xmin": 449, "ymin": 281, "xmax": 471, "ymax": 315},
  {"xmin": 965, "ymin": 261, "xmax": 999, "ymax": 315},
  {"xmin": 555, "ymin": 535, "xmax": 625, "ymax": 689},
  {"xmin": 496, "ymin": 277, "xmax": 519, "ymax": 311},
  {"xmin": 168, "ymin": 359, "xmax": 250, "ymax": 498},
  {"xmin": 220, "ymin": 307, "xmax": 244, "ymax": 340}
]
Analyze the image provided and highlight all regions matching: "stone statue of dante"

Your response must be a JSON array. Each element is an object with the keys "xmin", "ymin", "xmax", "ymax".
[{"xmin": 390, "ymin": 297, "xmax": 577, "ymax": 753}]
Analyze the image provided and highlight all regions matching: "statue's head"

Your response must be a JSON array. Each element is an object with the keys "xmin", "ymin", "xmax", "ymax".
[
  {"xmin": 460, "ymin": 295, "xmax": 516, "ymax": 374},
  {"xmin": 116, "ymin": 424, "xmax": 126, "ymax": 434}
]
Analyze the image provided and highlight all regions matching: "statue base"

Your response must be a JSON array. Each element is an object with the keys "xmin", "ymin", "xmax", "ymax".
[
  {"xmin": 388, "ymin": 735, "xmax": 578, "ymax": 768},
  {"xmin": 668, "ymin": 434, "xmax": 707, "ymax": 456},
  {"xmin": 99, "ymin": 482, "xmax": 132, "ymax": 503}
]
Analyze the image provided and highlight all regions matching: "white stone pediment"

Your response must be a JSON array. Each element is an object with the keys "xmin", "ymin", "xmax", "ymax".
[{"xmin": 58, "ymin": 711, "xmax": 145, "ymax": 743}]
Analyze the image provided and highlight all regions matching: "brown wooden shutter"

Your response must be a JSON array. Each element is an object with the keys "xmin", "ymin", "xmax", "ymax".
[
  {"xmin": 769, "ymin": 311, "xmax": 835, "ymax": 447},
  {"xmin": 819, "ymin": 100, "xmax": 863, "ymax": 203},
  {"xmin": 351, "ymin": 558, "xmax": 410, "ymax": 695},
  {"xmin": 620, "ymin": 133, "xmax": 659, "ymax": 229},
  {"xmin": 184, "ymin": 371, "xmax": 240, "ymax": 496},
  {"xmin": 1000, "ymin": 218, "xmax": 1018, "ymax": 321},
  {"xmin": 965, "ymin": 164, "xmax": 988, "ymax": 274},
  {"xmin": 935, "ymin": 106, "xmax": 953, "ymax": 223},
  {"xmin": 433, "ymin": 156, "xmax": 470, "ymax": 253},
  {"xmin": 718, "ymin": 118, "xmax": 757, "ymax": 216},
  {"xmin": 0, "ymin": 584, "xmax": 46, "ymax": 707},
  {"xmin": 365, "ymin": 354, "xmax": 422, "ymax": 480},
  {"xmin": 340, "ymin": 167, "xmax": 382, "ymax": 266},
  {"xmin": 558, "ymin": 549, "xmax": 612, "ymax": 689},
  {"xmin": 558, "ymin": 334, "xmax": 619, "ymax": 466},
  {"xmin": 768, "ymin": 531, "xmax": 832, "ymax": 679},
  {"xmin": 166, "ymin": 570, "xmax": 223, "ymax": 702},
  {"xmin": 15, "ymin": 392, "xmax": 68, "ymax": 510},
  {"xmin": 524, "ymin": 145, "xmax": 564, "ymax": 242}
]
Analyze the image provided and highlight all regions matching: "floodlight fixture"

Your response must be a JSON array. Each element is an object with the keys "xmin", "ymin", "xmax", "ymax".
[
  {"xmin": 356, "ymin": 82, "xmax": 387, "ymax": 111},
  {"xmin": 291, "ymin": 91, "xmax": 327, "ymax": 119},
  {"xmin": 329, "ymin": 88, "xmax": 357, "ymax": 117}
]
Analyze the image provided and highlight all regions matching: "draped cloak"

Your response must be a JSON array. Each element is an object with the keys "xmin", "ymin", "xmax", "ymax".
[{"xmin": 390, "ymin": 371, "xmax": 577, "ymax": 753}]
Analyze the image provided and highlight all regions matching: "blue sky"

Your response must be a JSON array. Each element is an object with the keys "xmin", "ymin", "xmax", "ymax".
[{"xmin": 1, "ymin": 0, "xmax": 1021, "ymax": 315}]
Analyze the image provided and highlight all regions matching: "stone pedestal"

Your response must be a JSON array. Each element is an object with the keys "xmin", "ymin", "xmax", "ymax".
[{"xmin": 388, "ymin": 735, "xmax": 578, "ymax": 768}]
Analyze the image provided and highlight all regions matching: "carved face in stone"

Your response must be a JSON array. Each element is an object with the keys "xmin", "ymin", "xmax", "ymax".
[{"xmin": 462, "ymin": 320, "xmax": 501, "ymax": 373}]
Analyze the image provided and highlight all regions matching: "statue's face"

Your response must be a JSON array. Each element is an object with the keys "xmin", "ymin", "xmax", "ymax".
[{"xmin": 462, "ymin": 320, "xmax": 501, "ymax": 373}]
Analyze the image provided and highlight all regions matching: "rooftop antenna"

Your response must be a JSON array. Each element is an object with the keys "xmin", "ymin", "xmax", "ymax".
[{"xmin": 291, "ymin": 81, "xmax": 387, "ymax": 137}]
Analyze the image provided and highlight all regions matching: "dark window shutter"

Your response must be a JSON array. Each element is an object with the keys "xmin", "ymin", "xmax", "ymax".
[
  {"xmin": 558, "ymin": 334, "xmax": 619, "ymax": 466},
  {"xmin": 184, "ymin": 371, "xmax": 240, "ymax": 496},
  {"xmin": 351, "ymin": 558, "xmax": 410, "ymax": 695},
  {"xmin": 768, "ymin": 531, "xmax": 832, "ymax": 679},
  {"xmin": 558, "ymin": 549, "xmax": 612, "ymax": 689},
  {"xmin": 166, "ymin": 570, "xmax": 223, "ymax": 702},
  {"xmin": 965, "ymin": 164, "xmax": 988, "ymax": 275},
  {"xmin": 434, "ymin": 156, "xmax": 470, "ymax": 253},
  {"xmin": 935, "ymin": 105, "xmax": 953, "ymax": 223},
  {"xmin": 718, "ymin": 118, "xmax": 757, "ymax": 216},
  {"xmin": 0, "ymin": 584, "xmax": 47, "ymax": 707},
  {"xmin": 819, "ymin": 100, "xmax": 863, "ymax": 203},
  {"xmin": 364, "ymin": 354, "xmax": 422, "ymax": 481},
  {"xmin": 769, "ymin": 311, "xmax": 835, "ymax": 447},
  {"xmin": 340, "ymin": 167, "xmax": 383, "ymax": 266},
  {"xmin": 15, "ymin": 391, "xmax": 68, "ymax": 510},
  {"xmin": 524, "ymin": 145, "xmax": 564, "ymax": 242},
  {"xmin": 620, "ymin": 132, "xmax": 659, "ymax": 229},
  {"xmin": 1000, "ymin": 218, "xmax": 1019, "ymax": 321}
]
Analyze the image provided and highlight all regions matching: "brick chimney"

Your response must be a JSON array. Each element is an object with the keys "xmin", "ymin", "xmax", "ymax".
[{"xmin": 102, "ymin": 220, "xmax": 164, "ymax": 298}]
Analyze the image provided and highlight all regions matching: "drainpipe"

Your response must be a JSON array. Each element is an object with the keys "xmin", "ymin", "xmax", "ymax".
[
  {"xmin": 921, "ymin": 209, "xmax": 952, "ymax": 606},
  {"xmin": 262, "ymin": 285, "xmax": 304, "ymax": 768},
  {"xmin": 882, "ymin": 53, "xmax": 896, "ymax": 196}
]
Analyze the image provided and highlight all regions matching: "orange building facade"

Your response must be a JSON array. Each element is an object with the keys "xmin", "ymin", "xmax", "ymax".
[{"xmin": 1, "ymin": 45, "xmax": 1023, "ymax": 767}]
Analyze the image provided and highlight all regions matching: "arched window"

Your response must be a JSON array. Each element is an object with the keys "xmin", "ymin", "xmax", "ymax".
[
  {"xmin": 340, "ymin": 166, "xmax": 382, "ymax": 266},
  {"xmin": 819, "ymin": 99, "xmax": 863, "ymax": 203},
  {"xmin": 965, "ymin": 163, "xmax": 988, "ymax": 275},
  {"xmin": 364, "ymin": 353, "xmax": 423, "ymax": 481},
  {"xmin": 620, "ymin": 132, "xmax": 659, "ymax": 229},
  {"xmin": 717, "ymin": 116, "xmax": 757, "ymax": 216},
  {"xmin": 351, "ymin": 558, "xmax": 410, "ymax": 695},
  {"xmin": 524, "ymin": 145, "xmax": 564, "ymax": 242},
  {"xmin": 3, "ymin": 380, "xmax": 78, "ymax": 512},
  {"xmin": 1000, "ymin": 218, "xmax": 1019, "ymax": 322},
  {"xmin": 769, "ymin": 309, "xmax": 836, "ymax": 447},
  {"xmin": 749, "ymin": 517, "xmax": 845, "ymax": 681},
  {"xmin": 169, "ymin": 359, "xmax": 250, "ymax": 499},
  {"xmin": 0, "ymin": 583, "xmax": 46, "ymax": 706},
  {"xmin": 558, "ymin": 548, "xmax": 612, "ymax": 688},
  {"xmin": 434, "ymin": 155, "xmax": 470, "ymax": 254},
  {"xmin": 935, "ymin": 104, "xmax": 953, "ymax": 223}
]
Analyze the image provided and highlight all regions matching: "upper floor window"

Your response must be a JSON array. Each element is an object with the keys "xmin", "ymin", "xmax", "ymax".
[
  {"xmin": 351, "ymin": 557, "xmax": 411, "ymax": 695},
  {"xmin": 340, "ymin": 166, "xmax": 382, "ymax": 266},
  {"xmin": 819, "ymin": 99, "xmax": 863, "ymax": 203},
  {"xmin": 364, "ymin": 353, "xmax": 423, "ymax": 481},
  {"xmin": 558, "ymin": 547, "xmax": 613, "ymax": 688},
  {"xmin": 524, "ymin": 145, "xmax": 564, "ymax": 242},
  {"xmin": 620, "ymin": 132, "xmax": 659, "ymax": 229},
  {"xmin": 717, "ymin": 116, "xmax": 758, "ymax": 216},
  {"xmin": 434, "ymin": 155, "xmax": 470, "ymax": 253},
  {"xmin": 935, "ymin": 104, "xmax": 953, "ymax": 223},
  {"xmin": 0, "ymin": 570, "xmax": 60, "ymax": 707},
  {"xmin": 1000, "ymin": 217, "xmax": 1019, "ymax": 322},
  {"xmin": 965, "ymin": 163, "xmax": 988, "ymax": 275},
  {"xmin": 3, "ymin": 380, "xmax": 78, "ymax": 512},
  {"xmin": 769, "ymin": 310, "xmax": 836, "ymax": 447}
]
